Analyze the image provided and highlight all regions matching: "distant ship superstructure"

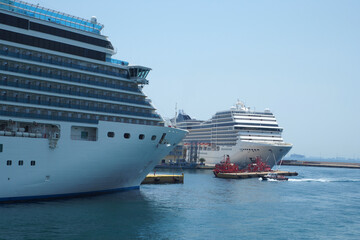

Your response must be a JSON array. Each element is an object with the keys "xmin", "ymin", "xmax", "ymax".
[
  {"xmin": 175, "ymin": 101, "xmax": 292, "ymax": 168},
  {"xmin": 0, "ymin": 0, "xmax": 186, "ymax": 201}
]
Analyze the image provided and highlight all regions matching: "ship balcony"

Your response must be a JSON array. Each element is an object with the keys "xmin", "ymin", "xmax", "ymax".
[{"xmin": 129, "ymin": 66, "xmax": 151, "ymax": 85}]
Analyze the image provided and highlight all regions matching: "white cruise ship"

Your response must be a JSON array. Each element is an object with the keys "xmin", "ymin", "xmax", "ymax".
[
  {"xmin": 175, "ymin": 101, "xmax": 292, "ymax": 168},
  {"xmin": 0, "ymin": 0, "xmax": 187, "ymax": 201}
]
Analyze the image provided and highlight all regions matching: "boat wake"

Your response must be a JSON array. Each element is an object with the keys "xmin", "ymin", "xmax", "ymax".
[
  {"xmin": 258, "ymin": 178, "xmax": 285, "ymax": 182},
  {"xmin": 288, "ymin": 178, "xmax": 360, "ymax": 183},
  {"xmin": 258, "ymin": 177, "xmax": 360, "ymax": 182},
  {"xmin": 266, "ymin": 178, "xmax": 282, "ymax": 182}
]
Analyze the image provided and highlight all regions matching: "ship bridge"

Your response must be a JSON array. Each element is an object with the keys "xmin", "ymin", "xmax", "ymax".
[{"xmin": 129, "ymin": 66, "xmax": 151, "ymax": 85}]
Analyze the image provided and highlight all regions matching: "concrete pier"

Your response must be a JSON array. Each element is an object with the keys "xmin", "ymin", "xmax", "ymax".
[
  {"xmin": 215, "ymin": 170, "xmax": 298, "ymax": 179},
  {"xmin": 141, "ymin": 174, "xmax": 184, "ymax": 184},
  {"xmin": 155, "ymin": 164, "xmax": 214, "ymax": 170},
  {"xmin": 281, "ymin": 160, "xmax": 360, "ymax": 169}
]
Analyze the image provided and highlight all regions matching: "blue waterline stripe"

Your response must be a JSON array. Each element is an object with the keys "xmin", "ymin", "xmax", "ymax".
[{"xmin": 0, "ymin": 185, "xmax": 140, "ymax": 203}]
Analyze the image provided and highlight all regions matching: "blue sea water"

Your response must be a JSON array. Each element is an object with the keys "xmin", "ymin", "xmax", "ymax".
[{"xmin": 1, "ymin": 166, "xmax": 360, "ymax": 240}]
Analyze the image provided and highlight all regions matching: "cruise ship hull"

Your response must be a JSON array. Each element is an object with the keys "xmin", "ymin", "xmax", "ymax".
[
  {"xmin": 0, "ymin": 118, "xmax": 186, "ymax": 202},
  {"xmin": 198, "ymin": 141, "xmax": 292, "ymax": 168},
  {"xmin": 0, "ymin": 1, "xmax": 188, "ymax": 202}
]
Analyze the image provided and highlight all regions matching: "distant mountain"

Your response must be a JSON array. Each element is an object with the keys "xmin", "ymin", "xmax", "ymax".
[
  {"xmin": 289, "ymin": 154, "xmax": 306, "ymax": 159},
  {"xmin": 286, "ymin": 154, "xmax": 360, "ymax": 163}
]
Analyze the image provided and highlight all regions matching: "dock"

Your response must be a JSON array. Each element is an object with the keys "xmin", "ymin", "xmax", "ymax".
[
  {"xmin": 141, "ymin": 174, "xmax": 184, "ymax": 184},
  {"xmin": 281, "ymin": 160, "xmax": 360, "ymax": 169},
  {"xmin": 215, "ymin": 170, "xmax": 298, "ymax": 179},
  {"xmin": 155, "ymin": 164, "xmax": 214, "ymax": 170}
]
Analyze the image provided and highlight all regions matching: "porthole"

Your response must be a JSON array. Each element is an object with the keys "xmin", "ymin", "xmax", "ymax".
[
  {"xmin": 107, "ymin": 132, "xmax": 115, "ymax": 138},
  {"xmin": 124, "ymin": 133, "xmax": 130, "ymax": 139},
  {"xmin": 139, "ymin": 134, "xmax": 145, "ymax": 140},
  {"xmin": 151, "ymin": 135, "xmax": 156, "ymax": 141},
  {"xmin": 18, "ymin": 160, "xmax": 23, "ymax": 166},
  {"xmin": 31, "ymin": 160, "xmax": 35, "ymax": 166}
]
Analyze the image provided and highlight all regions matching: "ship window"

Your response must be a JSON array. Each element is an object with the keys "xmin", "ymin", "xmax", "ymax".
[
  {"xmin": 0, "ymin": 29, "xmax": 106, "ymax": 61},
  {"xmin": 139, "ymin": 134, "xmax": 145, "ymax": 140},
  {"xmin": 31, "ymin": 160, "xmax": 36, "ymax": 166},
  {"xmin": 81, "ymin": 131, "xmax": 88, "ymax": 139},
  {"xmin": 0, "ymin": 13, "xmax": 29, "ymax": 29},
  {"xmin": 18, "ymin": 160, "xmax": 23, "ymax": 166},
  {"xmin": 0, "ymin": 144, "xmax": 2, "ymax": 152},
  {"xmin": 151, "ymin": 135, "xmax": 156, "ymax": 141},
  {"xmin": 7, "ymin": 160, "xmax": 12, "ymax": 166},
  {"xmin": 124, "ymin": 133, "xmax": 130, "ymax": 139},
  {"xmin": 107, "ymin": 132, "xmax": 115, "ymax": 138}
]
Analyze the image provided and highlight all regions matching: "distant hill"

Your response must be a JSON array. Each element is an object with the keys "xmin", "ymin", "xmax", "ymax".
[{"xmin": 289, "ymin": 154, "xmax": 305, "ymax": 159}]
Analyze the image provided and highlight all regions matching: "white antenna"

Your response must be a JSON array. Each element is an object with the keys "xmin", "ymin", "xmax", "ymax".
[{"xmin": 174, "ymin": 103, "xmax": 177, "ymax": 127}]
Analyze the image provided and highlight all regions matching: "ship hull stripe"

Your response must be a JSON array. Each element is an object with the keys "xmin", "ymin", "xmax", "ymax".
[{"xmin": 0, "ymin": 185, "xmax": 139, "ymax": 203}]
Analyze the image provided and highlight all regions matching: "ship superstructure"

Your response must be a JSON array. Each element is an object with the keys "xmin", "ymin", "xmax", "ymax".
[
  {"xmin": 0, "ymin": 0, "xmax": 186, "ymax": 201},
  {"xmin": 175, "ymin": 101, "xmax": 292, "ymax": 168}
]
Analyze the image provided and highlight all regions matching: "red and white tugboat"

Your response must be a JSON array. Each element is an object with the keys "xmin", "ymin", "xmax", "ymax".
[
  {"xmin": 213, "ymin": 155, "xmax": 292, "ymax": 180},
  {"xmin": 243, "ymin": 156, "xmax": 272, "ymax": 172},
  {"xmin": 213, "ymin": 155, "xmax": 273, "ymax": 177},
  {"xmin": 213, "ymin": 155, "xmax": 241, "ymax": 177}
]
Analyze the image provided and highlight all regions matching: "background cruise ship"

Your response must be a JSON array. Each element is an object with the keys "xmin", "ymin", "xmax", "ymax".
[
  {"xmin": 0, "ymin": 0, "xmax": 186, "ymax": 201},
  {"xmin": 172, "ymin": 101, "xmax": 292, "ymax": 168}
]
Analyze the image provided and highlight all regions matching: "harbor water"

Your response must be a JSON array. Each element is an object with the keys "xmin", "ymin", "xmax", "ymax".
[{"xmin": 1, "ymin": 166, "xmax": 360, "ymax": 240}]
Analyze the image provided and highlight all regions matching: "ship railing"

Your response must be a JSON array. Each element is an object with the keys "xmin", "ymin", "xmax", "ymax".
[
  {"xmin": 0, "ymin": 95, "xmax": 161, "ymax": 119},
  {"xmin": 0, "ymin": 49, "xmax": 129, "ymax": 80},
  {"xmin": 0, "ymin": 110, "xmax": 99, "ymax": 124},
  {"xmin": 0, "ymin": 64, "xmax": 142, "ymax": 93},
  {"xmin": 0, "ymin": 79, "xmax": 151, "ymax": 106},
  {"xmin": 0, "ymin": 0, "xmax": 104, "ymax": 34},
  {"xmin": 106, "ymin": 58, "xmax": 129, "ymax": 66}
]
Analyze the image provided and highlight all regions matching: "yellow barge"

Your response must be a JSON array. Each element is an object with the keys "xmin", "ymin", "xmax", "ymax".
[{"xmin": 141, "ymin": 173, "xmax": 184, "ymax": 184}]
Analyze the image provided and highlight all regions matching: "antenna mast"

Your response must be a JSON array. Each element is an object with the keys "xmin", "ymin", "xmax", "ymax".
[{"xmin": 174, "ymin": 103, "xmax": 177, "ymax": 127}]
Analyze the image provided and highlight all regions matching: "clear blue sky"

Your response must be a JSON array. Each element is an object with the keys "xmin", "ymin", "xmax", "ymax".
[{"xmin": 25, "ymin": 0, "xmax": 360, "ymax": 159}]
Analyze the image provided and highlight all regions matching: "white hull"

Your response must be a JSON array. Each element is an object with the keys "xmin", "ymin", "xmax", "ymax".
[
  {"xmin": 0, "ymin": 117, "xmax": 186, "ymax": 201},
  {"xmin": 0, "ymin": 2, "xmax": 188, "ymax": 202},
  {"xmin": 198, "ymin": 140, "xmax": 292, "ymax": 168}
]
